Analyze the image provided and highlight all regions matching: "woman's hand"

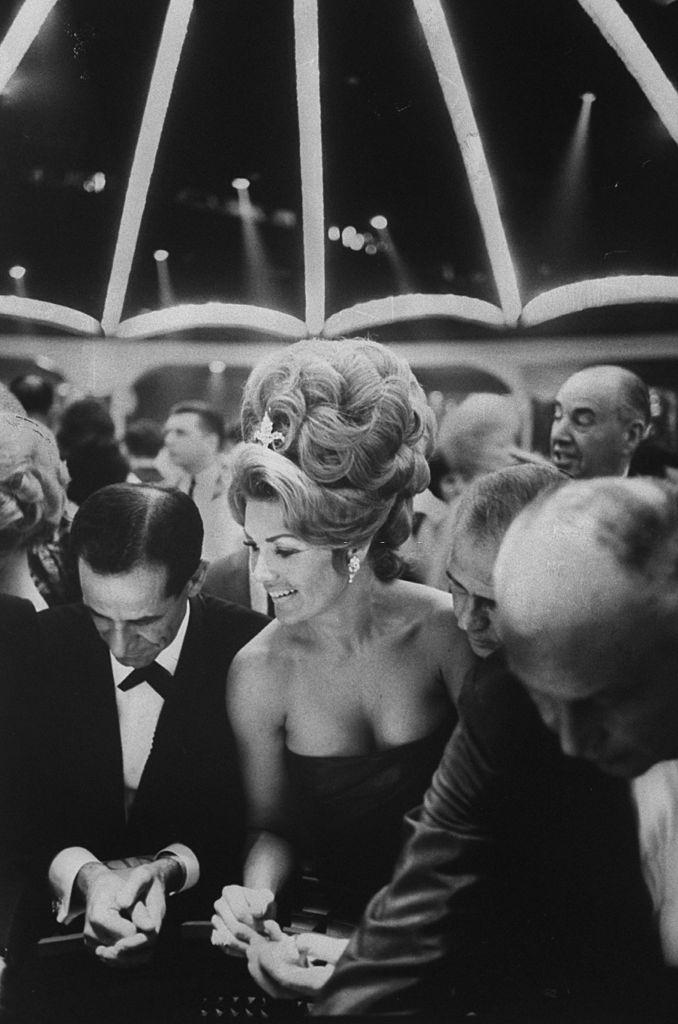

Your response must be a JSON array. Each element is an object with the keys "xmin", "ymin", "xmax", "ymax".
[
  {"xmin": 246, "ymin": 921, "xmax": 343, "ymax": 1000},
  {"xmin": 211, "ymin": 885, "xmax": 275, "ymax": 956}
]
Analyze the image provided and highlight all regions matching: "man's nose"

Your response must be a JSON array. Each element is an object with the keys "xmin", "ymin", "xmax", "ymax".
[
  {"xmin": 454, "ymin": 594, "xmax": 486, "ymax": 633},
  {"xmin": 105, "ymin": 623, "xmax": 135, "ymax": 660},
  {"xmin": 551, "ymin": 416, "xmax": 571, "ymax": 444}
]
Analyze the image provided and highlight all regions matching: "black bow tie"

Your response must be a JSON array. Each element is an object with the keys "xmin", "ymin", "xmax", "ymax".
[{"xmin": 118, "ymin": 661, "xmax": 173, "ymax": 700}]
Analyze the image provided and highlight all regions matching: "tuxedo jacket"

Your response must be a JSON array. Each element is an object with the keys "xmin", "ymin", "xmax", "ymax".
[
  {"xmin": 316, "ymin": 654, "xmax": 677, "ymax": 1018},
  {"xmin": 8, "ymin": 593, "xmax": 267, "ymax": 944}
]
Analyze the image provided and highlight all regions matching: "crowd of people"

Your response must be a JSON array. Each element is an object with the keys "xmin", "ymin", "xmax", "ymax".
[{"xmin": 2, "ymin": 342, "xmax": 678, "ymax": 1021}]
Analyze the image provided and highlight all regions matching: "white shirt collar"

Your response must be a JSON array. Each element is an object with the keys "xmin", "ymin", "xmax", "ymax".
[{"xmin": 110, "ymin": 602, "xmax": 191, "ymax": 685}]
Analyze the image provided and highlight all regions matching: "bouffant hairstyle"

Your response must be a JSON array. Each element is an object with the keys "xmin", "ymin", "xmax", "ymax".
[
  {"xmin": 229, "ymin": 339, "xmax": 434, "ymax": 581},
  {"xmin": 0, "ymin": 413, "xmax": 68, "ymax": 557}
]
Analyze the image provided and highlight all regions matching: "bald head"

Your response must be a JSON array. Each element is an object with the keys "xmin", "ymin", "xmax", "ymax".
[
  {"xmin": 495, "ymin": 478, "xmax": 678, "ymax": 777},
  {"xmin": 550, "ymin": 365, "xmax": 649, "ymax": 479}
]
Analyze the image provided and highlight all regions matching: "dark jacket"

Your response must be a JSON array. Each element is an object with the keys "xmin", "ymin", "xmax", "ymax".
[
  {"xmin": 2, "ymin": 594, "xmax": 268, "ymax": 953},
  {"xmin": 316, "ymin": 655, "xmax": 676, "ymax": 1017}
]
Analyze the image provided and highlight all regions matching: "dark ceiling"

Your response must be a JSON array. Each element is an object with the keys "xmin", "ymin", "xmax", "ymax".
[{"xmin": 0, "ymin": 0, "xmax": 677, "ymax": 337}]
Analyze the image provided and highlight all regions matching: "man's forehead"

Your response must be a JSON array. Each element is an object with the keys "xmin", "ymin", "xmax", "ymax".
[
  {"xmin": 556, "ymin": 371, "xmax": 623, "ymax": 412},
  {"xmin": 447, "ymin": 537, "xmax": 497, "ymax": 599}
]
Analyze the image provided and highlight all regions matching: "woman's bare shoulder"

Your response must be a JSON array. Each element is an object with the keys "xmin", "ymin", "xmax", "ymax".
[
  {"xmin": 389, "ymin": 579, "xmax": 474, "ymax": 681},
  {"xmin": 227, "ymin": 621, "xmax": 286, "ymax": 704}
]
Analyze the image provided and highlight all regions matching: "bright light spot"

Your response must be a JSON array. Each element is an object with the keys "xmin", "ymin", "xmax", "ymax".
[
  {"xmin": 231, "ymin": 177, "xmax": 250, "ymax": 191},
  {"xmin": 370, "ymin": 214, "xmax": 388, "ymax": 230},
  {"xmin": 365, "ymin": 243, "xmax": 378, "ymax": 255},
  {"xmin": 580, "ymin": 92, "xmax": 596, "ymax": 105},
  {"xmin": 328, "ymin": 226, "xmax": 341, "ymax": 241},
  {"xmin": 209, "ymin": 360, "xmax": 226, "ymax": 374},
  {"xmin": 349, "ymin": 233, "xmax": 365, "ymax": 252},
  {"xmin": 35, "ymin": 356, "xmax": 56, "ymax": 370},
  {"xmin": 341, "ymin": 226, "xmax": 357, "ymax": 247},
  {"xmin": 271, "ymin": 209, "xmax": 297, "ymax": 228},
  {"xmin": 83, "ymin": 172, "xmax": 106, "ymax": 194},
  {"xmin": 153, "ymin": 249, "xmax": 169, "ymax": 262},
  {"xmin": 9, "ymin": 265, "xmax": 26, "ymax": 280}
]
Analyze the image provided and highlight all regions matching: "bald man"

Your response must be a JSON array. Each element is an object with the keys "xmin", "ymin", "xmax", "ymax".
[
  {"xmin": 495, "ymin": 477, "xmax": 678, "ymax": 967},
  {"xmin": 550, "ymin": 365, "xmax": 649, "ymax": 479},
  {"xmin": 496, "ymin": 476, "xmax": 678, "ymax": 777},
  {"xmin": 315, "ymin": 472, "xmax": 677, "ymax": 1018}
]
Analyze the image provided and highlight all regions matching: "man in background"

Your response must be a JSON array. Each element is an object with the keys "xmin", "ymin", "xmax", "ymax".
[
  {"xmin": 163, "ymin": 401, "xmax": 243, "ymax": 561},
  {"xmin": 122, "ymin": 419, "xmax": 165, "ymax": 484},
  {"xmin": 549, "ymin": 365, "xmax": 649, "ymax": 478},
  {"xmin": 9, "ymin": 375, "xmax": 56, "ymax": 430}
]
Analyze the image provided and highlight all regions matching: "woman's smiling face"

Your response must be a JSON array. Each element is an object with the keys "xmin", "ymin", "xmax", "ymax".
[{"xmin": 243, "ymin": 499, "xmax": 348, "ymax": 623}]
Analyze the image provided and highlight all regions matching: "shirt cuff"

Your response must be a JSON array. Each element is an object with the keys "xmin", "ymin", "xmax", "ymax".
[
  {"xmin": 154, "ymin": 842, "xmax": 200, "ymax": 894},
  {"xmin": 48, "ymin": 847, "xmax": 100, "ymax": 925}
]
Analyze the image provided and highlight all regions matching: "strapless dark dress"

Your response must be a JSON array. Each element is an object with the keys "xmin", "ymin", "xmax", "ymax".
[{"xmin": 284, "ymin": 717, "xmax": 454, "ymax": 923}]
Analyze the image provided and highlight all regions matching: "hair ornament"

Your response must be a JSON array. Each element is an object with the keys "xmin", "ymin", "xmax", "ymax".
[{"xmin": 253, "ymin": 411, "xmax": 285, "ymax": 451}]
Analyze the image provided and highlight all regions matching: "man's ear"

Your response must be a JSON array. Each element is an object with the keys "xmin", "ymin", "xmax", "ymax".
[
  {"xmin": 187, "ymin": 560, "xmax": 208, "ymax": 596},
  {"xmin": 624, "ymin": 418, "xmax": 649, "ymax": 453}
]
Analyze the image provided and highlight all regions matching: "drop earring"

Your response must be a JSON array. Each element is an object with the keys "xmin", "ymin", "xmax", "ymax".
[{"xmin": 347, "ymin": 552, "xmax": 361, "ymax": 584}]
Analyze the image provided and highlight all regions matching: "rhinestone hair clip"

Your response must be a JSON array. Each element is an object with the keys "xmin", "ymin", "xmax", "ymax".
[{"xmin": 253, "ymin": 411, "xmax": 285, "ymax": 451}]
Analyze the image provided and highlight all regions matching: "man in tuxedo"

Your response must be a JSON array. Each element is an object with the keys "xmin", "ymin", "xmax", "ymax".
[
  {"xmin": 12, "ymin": 483, "xmax": 267, "ymax": 972},
  {"xmin": 314, "ymin": 470, "xmax": 676, "ymax": 1017}
]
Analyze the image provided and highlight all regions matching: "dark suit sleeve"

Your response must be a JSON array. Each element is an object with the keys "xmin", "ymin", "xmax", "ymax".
[
  {"xmin": 313, "ymin": 661, "xmax": 546, "ymax": 1016},
  {"xmin": 0, "ymin": 597, "xmax": 51, "ymax": 957}
]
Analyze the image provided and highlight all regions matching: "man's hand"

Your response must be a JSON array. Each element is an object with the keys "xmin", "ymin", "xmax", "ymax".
[{"xmin": 75, "ymin": 859, "xmax": 176, "ymax": 967}]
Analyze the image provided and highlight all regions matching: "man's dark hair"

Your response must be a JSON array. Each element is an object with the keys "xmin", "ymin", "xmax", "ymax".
[
  {"xmin": 124, "ymin": 419, "xmax": 164, "ymax": 458},
  {"xmin": 451, "ymin": 463, "xmax": 564, "ymax": 546},
  {"xmin": 71, "ymin": 483, "xmax": 203, "ymax": 596},
  {"xmin": 57, "ymin": 397, "xmax": 116, "ymax": 457},
  {"xmin": 168, "ymin": 401, "xmax": 226, "ymax": 447},
  {"xmin": 9, "ymin": 374, "xmax": 54, "ymax": 417}
]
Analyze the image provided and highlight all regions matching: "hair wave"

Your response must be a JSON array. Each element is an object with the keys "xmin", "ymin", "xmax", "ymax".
[
  {"xmin": 231, "ymin": 339, "xmax": 434, "ymax": 580},
  {"xmin": 0, "ymin": 413, "xmax": 68, "ymax": 556}
]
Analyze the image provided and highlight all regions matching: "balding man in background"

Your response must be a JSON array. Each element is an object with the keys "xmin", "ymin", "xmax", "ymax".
[{"xmin": 550, "ymin": 365, "xmax": 650, "ymax": 479}]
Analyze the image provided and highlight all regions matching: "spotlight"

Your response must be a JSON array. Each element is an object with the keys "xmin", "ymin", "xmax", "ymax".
[
  {"xmin": 349, "ymin": 233, "xmax": 365, "ymax": 252},
  {"xmin": 231, "ymin": 177, "xmax": 250, "ymax": 191},
  {"xmin": 9, "ymin": 265, "xmax": 26, "ymax": 280},
  {"xmin": 209, "ymin": 360, "xmax": 226, "ymax": 374},
  {"xmin": 83, "ymin": 172, "xmax": 106, "ymax": 194},
  {"xmin": 153, "ymin": 249, "xmax": 169, "ymax": 262},
  {"xmin": 369, "ymin": 214, "xmax": 388, "ymax": 230},
  {"xmin": 580, "ymin": 92, "xmax": 596, "ymax": 104},
  {"xmin": 341, "ymin": 226, "xmax": 357, "ymax": 247},
  {"xmin": 365, "ymin": 243, "xmax": 378, "ymax": 255},
  {"xmin": 328, "ymin": 226, "xmax": 340, "ymax": 241}
]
